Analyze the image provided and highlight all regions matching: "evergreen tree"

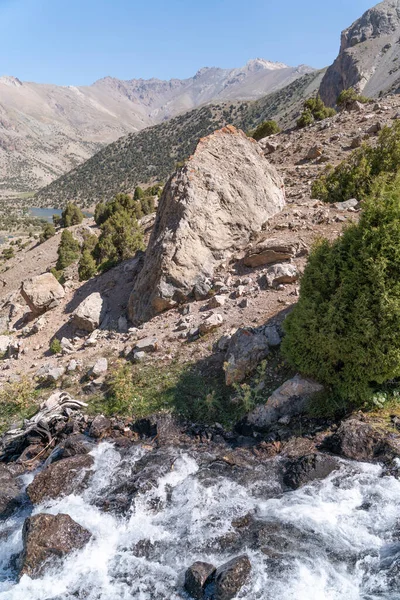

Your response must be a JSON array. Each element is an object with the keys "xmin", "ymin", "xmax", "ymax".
[
  {"xmin": 56, "ymin": 230, "xmax": 80, "ymax": 270},
  {"xmin": 78, "ymin": 249, "xmax": 97, "ymax": 280},
  {"xmin": 62, "ymin": 203, "xmax": 84, "ymax": 227}
]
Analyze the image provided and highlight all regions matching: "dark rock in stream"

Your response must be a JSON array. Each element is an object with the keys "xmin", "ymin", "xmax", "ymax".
[
  {"xmin": 19, "ymin": 513, "xmax": 91, "ymax": 578},
  {"xmin": 212, "ymin": 555, "xmax": 251, "ymax": 600},
  {"xmin": 0, "ymin": 464, "xmax": 22, "ymax": 519},
  {"xmin": 27, "ymin": 454, "xmax": 94, "ymax": 504},
  {"xmin": 185, "ymin": 561, "xmax": 216, "ymax": 599},
  {"xmin": 324, "ymin": 418, "xmax": 388, "ymax": 461},
  {"xmin": 282, "ymin": 453, "xmax": 339, "ymax": 490}
]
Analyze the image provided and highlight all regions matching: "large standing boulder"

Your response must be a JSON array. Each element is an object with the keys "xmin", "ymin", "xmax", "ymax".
[
  {"xmin": 19, "ymin": 513, "xmax": 91, "ymax": 578},
  {"xmin": 72, "ymin": 292, "xmax": 107, "ymax": 332},
  {"xmin": 129, "ymin": 126, "xmax": 285, "ymax": 323},
  {"xmin": 21, "ymin": 273, "xmax": 65, "ymax": 315}
]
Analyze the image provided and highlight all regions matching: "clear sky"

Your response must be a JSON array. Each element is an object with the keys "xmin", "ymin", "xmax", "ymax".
[{"xmin": 0, "ymin": 0, "xmax": 376, "ymax": 86}]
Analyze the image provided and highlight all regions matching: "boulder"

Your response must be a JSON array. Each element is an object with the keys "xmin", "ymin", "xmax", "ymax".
[
  {"xmin": 334, "ymin": 198, "xmax": 359, "ymax": 211},
  {"xmin": 247, "ymin": 375, "xmax": 324, "ymax": 429},
  {"xmin": 282, "ymin": 453, "xmax": 339, "ymax": 490},
  {"xmin": 35, "ymin": 363, "xmax": 65, "ymax": 384},
  {"xmin": 184, "ymin": 561, "xmax": 216, "ymax": 599},
  {"xmin": 0, "ymin": 335, "xmax": 12, "ymax": 357},
  {"xmin": 72, "ymin": 293, "xmax": 107, "ymax": 332},
  {"xmin": 27, "ymin": 454, "xmax": 94, "ymax": 504},
  {"xmin": 89, "ymin": 357, "xmax": 108, "ymax": 378},
  {"xmin": 224, "ymin": 328, "xmax": 270, "ymax": 385},
  {"xmin": 89, "ymin": 415, "xmax": 112, "ymax": 439},
  {"xmin": 306, "ymin": 145, "xmax": 323, "ymax": 160},
  {"xmin": 199, "ymin": 313, "xmax": 224, "ymax": 336},
  {"xmin": 214, "ymin": 555, "xmax": 251, "ymax": 600},
  {"xmin": 0, "ymin": 464, "xmax": 21, "ymax": 519},
  {"xmin": 208, "ymin": 295, "xmax": 227, "ymax": 309},
  {"xmin": 21, "ymin": 273, "xmax": 65, "ymax": 315},
  {"xmin": 244, "ymin": 237, "xmax": 300, "ymax": 268},
  {"xmin": 128, "ymin": 126, "xmax": 285, "ymax": 322},
  {"xmin": 324, "ymin": 418, "xmax": 387, "ymax": 461},
  {"xmin": 19, "ymin": 513, "xmax": 91, "ymax": 578},
  {"xmin": 134, "ymin": 337, "xmax": 158, "ymax": 353},
  {"xmin": 265, "ymin": 263, "xmax": 299, "ymax": 287}
]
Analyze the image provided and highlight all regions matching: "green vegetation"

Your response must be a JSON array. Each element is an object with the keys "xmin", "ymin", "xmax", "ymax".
[
  {"xmin": 1, "ymin": 247, "xmax": 14, "ymax": 260},
  {"xmin": 50, "ymin": 338, "xmax": 62, "ymax": 354},
  {"xmin": 337, "ymin": 88, "xmax": 370, "ymax": 110},
  {"xmin": 34, "ymin": 71, "xmax": 323, "ymax": 207},
  {"xmin": 312, "ymin": 121, "xmax": 400, "ymax": 203},
  {"xmin": 78, "ymin": 249, "xmax": 97, "ymax": 281},
  {"xmin": 282, "ymin": 176, "xmax": 400, "ymax": 411},
  {"xmin": 250, "ymin": 120, "xmax": 281, "ymax": 141},
  {"xmin": 0, "ymin": 378, "xmax": 39, "ymax": 433},
  {"xmin": 95, "ymin": 206, "xmax": 144, "ymax": 267},
  {"xmin": 39, "ymin": 223, "xmax": 56, "ymax": 243},
  {"xmin": 297, "ymin": 95, "xmax": 336, "ymax": 128},
  {"xmin": 61, "ymin": 202, "xmax": 84, "ymax": 227},
  {"xmin": 56, "ymin": 229, "xmax": 80, "ymax": 270}
]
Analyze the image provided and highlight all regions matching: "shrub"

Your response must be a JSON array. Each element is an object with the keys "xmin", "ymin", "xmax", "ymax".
[
  {"xmin": 134, "ymin": 186, "xmax": 144, "ymax": 200},
  {"xmin": 61, "ymin": 203, "xmax": 83, "ymax": 227},
  {"xmin": 297, "ymin": 95, "xmax": 336, "ymax": 129},
  {"xmin": 1, "ymin": 247, "xmax": 14, "ymax": 260},
  {"xmin": 337, "ymin": 88, "xmax": 370, "ymax": 110},
  {"xmin": 94, "ymin": 201, "xmax": 107, "ymax": 225},
  {"xmin": 95, "ymin": 208, "xmax": 144, "ymax": 266},
  {"xmin": 312, "ymin": 121, "xmax": 400, "ymax": 203},
  {"xmin": 56, "ymin": 230, "xmax": 80, "ymax": 270},
  {"xmin": 78, "ymin": 249, "xmax": 97, "ymax": 281},
  {"xmin": 52, "ymin": 214, "xmax": 62, "ymax": 227},
  {"xmin": 251, "ymin": 120, "xmax": 281, "ymax": 141},
  {"xmin": 0, "ymin": 378, "xmax": 38, "ymax": 433},
  {"xmin": 40, "ymin": 223, "xmax": 56, "ymax": 243},
  {"xmin": 50, "ymin": 338, "xmax": 62, "ymax": 354},
  {"xmin": 282, "ymin": 176, "xmax": 400, "ymax": 408},
  {"xmin": 50, "ymin": 267, "xmax": 65, "ymax": 284}
]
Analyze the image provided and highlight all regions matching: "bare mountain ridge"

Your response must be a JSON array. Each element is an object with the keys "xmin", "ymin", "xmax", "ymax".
[
  {"xmin": 320, "ymin": 0, "xmax": 400, "ymax": 105},
  {"xmin": 0, "ymin": 59, "xmax": 313, "ymax": 196},
  {"xmin": 35, "ymin": 71, "xmax": 324, "ymax": 208}
]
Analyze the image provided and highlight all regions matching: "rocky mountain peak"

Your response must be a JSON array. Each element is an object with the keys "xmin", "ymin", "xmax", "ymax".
[
  {"xmin": 340, "ymin": 0, "xmax": 400, "ymax": 52},
  {"xmin": 245, "ymin": 58, "xmax": 289, "ymax": 71},
  {"xmin": 319, "ymin": 0, "xmax": 400, "ymax": 105},
  {"xmin": 0, "ymin": 75, "xmax": 22, "ymax": 87}
]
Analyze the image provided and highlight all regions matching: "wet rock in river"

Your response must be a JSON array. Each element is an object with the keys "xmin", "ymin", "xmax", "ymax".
[
  {"xmin": 19, "ymin": 513, "xmax": 91, "ymax": 579},
  {"xmin": 27, "ymin": 454, "xmax": 94, "ymax": 504},
  {"xmin": 213, "ymin": 555, "xmax": 251, "ymax": 600},
  {"xmin": 185, "ymin": 561, "xmax": 216, "ymax": 599}
]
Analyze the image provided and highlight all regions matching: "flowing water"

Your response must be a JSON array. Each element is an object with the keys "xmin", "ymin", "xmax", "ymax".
[{"xmin": 1, "ymin": 442, "xmax": 400, "ymax": 599}]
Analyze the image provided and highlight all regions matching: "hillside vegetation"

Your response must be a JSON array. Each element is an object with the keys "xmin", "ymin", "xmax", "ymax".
[{"xmin": 35, "ymin": 71, "xmax": 324, "ymax": 207}]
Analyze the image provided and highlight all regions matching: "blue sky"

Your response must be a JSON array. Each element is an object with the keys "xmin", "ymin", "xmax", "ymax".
[{"xmin": 0, "ymin": 0, "xmax": 375, "ymax": 85}]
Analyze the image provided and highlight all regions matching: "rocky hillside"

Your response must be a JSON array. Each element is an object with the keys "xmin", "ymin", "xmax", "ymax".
[
  {"xmin": 320, "ymin": 0, "xmax": 400, "ymax": 105},
  {"xmin": 35, "ymin": 71, "xmax": 324, "ymax": 207},
  {"xmin": 0, "ymin": 60, "xmax": 312, "ymax": 196}
]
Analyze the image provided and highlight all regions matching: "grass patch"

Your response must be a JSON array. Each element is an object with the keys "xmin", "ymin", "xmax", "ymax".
[
  {"xmin": 0, "ymin": 378, "xmax": 41, "ymax": 433},
  {"xmin": 87, "ymin": 351, "xmax": 295, "ymax": 428}
]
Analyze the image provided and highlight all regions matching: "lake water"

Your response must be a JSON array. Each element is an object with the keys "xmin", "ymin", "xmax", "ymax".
[{"xmin": 29, "ymin": 208, "xmax": 92, "ymax": 222}]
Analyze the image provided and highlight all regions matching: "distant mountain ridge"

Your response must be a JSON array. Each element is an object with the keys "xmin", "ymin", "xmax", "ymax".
[
  {"xmin": 0, "ymin": 59, "xmax": 314, "ymax": 196},
  {"xmin": 35, "ymin": 71, "xmax": 324, "ymax": 208}
]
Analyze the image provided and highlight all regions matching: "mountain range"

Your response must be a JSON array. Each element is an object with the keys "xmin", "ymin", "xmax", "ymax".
[{"xmin": 0, "ymin": 59, "xmax": 312, "ymax": 196}]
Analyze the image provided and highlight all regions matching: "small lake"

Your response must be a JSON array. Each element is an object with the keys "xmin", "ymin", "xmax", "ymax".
[{"xmin": 29, "ymin": 207, "xmax": 92, "ymax": 222}]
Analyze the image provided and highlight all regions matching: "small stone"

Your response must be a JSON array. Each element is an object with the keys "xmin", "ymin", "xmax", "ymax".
[
  {"xmin": 89, "ymin": 415, "xmax": 111, "ymax": 439},
  {"xmin": 208, "ymin": 295, "xmax": 226, "ymax": 309},
  {"xmin": 199, "ymin": 313, "xmax": 224, "ymax": 336},
  {"xmin": 66, "ymin": 359, "xmax": 78, "ymax": 373},
  {"xmin": 35, "ymin": 363, "xmax": 65, "ymax": 384},
  {"xmin": 90, "ymin": 357, "xmax": 108, "ymax": 378},
  {"xmin": 135, "ymin": 337, "xmax": 158, "ymax": 353},
  {"xmin": 60, "ymin": 337, "xmax": 74, "ymax": 354},
  {"xmin": 238, "ymin": 298, "xmax": 249, "ymax": 309},
  {"xmin": 133, "ymin": 351, "xmax": 147, "ymax": 363}
]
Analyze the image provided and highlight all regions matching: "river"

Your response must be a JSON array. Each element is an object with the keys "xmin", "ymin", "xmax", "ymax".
[{"xmin": 1, "ymin": 442, "xmax": 400, "ymax": 599}]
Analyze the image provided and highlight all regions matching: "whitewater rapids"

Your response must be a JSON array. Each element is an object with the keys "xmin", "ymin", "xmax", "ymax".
[{"xmin": 1, "ymin": 442, "xmax": 400, "ymax": 599}]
